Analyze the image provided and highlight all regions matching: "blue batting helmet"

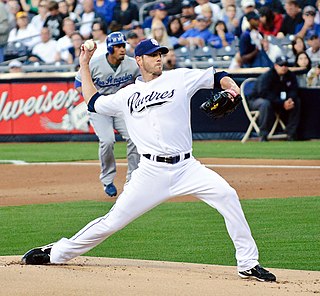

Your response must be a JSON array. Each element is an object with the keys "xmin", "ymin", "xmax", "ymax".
[{"xmin": 106, "ymin": 31, "xmax": 126, "ymax": 54}]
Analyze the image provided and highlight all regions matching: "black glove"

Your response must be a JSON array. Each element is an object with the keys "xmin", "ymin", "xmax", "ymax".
[{"xmin": 200, "ymin": 89, "xmax": 242, "ymax": 119}]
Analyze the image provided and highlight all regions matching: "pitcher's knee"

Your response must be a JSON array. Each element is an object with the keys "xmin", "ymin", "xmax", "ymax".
[{"xmin": 218, "ymin": 186, "xmax": 239, "ymax": 202}]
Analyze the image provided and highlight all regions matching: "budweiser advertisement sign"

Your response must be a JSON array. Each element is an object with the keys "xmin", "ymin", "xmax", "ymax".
[{"xmin": 0, "ymin": 81, "xmax": 94, "ymax": 134}]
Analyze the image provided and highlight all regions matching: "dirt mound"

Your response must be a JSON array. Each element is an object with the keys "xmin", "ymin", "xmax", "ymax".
[{"xmin": 1, "ymin": 256, "xmax": 319, "ymax": 295}]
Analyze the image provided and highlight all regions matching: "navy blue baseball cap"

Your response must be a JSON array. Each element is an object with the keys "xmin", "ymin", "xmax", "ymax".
[
  {"xmin": 275, "ymin": 55, "xmax": 289, "ymax": 66},
  {"xmin": 153, "ymin": 2, "xmax": 166, "ymax": 10},
  {"xmin": 134, "ymin": 39, "xmax": 169, "ymax": 57}
]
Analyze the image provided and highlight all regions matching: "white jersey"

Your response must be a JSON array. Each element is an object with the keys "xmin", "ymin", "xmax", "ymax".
[{"xmin": 93, "ymin": 67, "xmax": 215, "ymax": 155}]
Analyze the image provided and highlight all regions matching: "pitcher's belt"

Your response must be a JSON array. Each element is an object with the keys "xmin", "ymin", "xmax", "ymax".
[{"xmin": 142, "ymin": 153, "xmax": 190, "ymax": 164}]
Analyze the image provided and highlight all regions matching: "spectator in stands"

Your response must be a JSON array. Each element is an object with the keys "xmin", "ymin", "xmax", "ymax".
[
  {"xmin": 296, "ymin": 5, "xmax": 320, "ymax": 38},
  {"xmin": 178, "ymin": 15, "xmax": 214, "ymax": 48},
  {"xmin": 291, "ymin": 35, "xmax": 307, "ymax": 56},
  {"xmin": 258, "ymin": 6, "xmax": 284, "ymax": 36},
  {"xmin": 250, "ymin": 55, "xmax": 301, "ymax": 141},
  {"xmin": 167, "ymin": 16, "xmax": 185, "ymax": 49},
  {"xmin": 255, "ymin": 0, "xmax": 285, "ymax": 14},
  {"xmin": 180, "ymin": 0, "xmax": 196, "ymax": 31},
  {"xmin": 43, "ymin": 0, "xmax": 64, "ymax": 40},
  {"xmin": 220, "ymin": 0, "xmax": 243, "ymax": 19},
  {"xmin": 286, "ymin": 35, "xmax": 305, "ymax": 61},
  {"xmin": 79, "ymin": 0, "xmax": 96, "ymax": 40},
  {"xmin": 163, "ymin": 49, "xmax": 180, "ymax": 70},
  {"xmin": 142, "ymin": 2, "xmax": 169, "ymax": 33},
  {"xmin": 307, "ymin": 62, "xmax": 320, "ymax": 86},
  {"xmin": 235, "ymin": 0, "xmax": 257, "ymax": 37},
  {"xmin": 91, "ymin": 20, "xmax": 107, "ymax": 57},
  {"xmin": 194, "ymin": 0, "xmax": 221, "ymax": 24},
  {"xmin": 316, "ymin": 0, "xmax": 320, "ymax": 24},
  {"xmin": 8, "ymin": 11, "xmax": 40, "ymax": 50},
  {"xmin": 0, "ymin": 0, "xmax": 9, "ymax": 63},
  {"xmin": 220, "ymin": 4, "xmax": 241, "ymax": 35},
  {"xmin": 200, "ymin": 3, "xmax": 216, "ymax": 32},
  {"xmin": 149, "ymin": 19, "xmax": 173, "ymax": 49},
  {"xmin": 278, "ymin": 0, "xmax": 303, "ymax": 37},
  {"xmin": 125, "ymin": 30, "xmax": 139, "ymax": 57},
  {"xmin": 306, "ymin": 32, "xmax": 320, "ymax": 64},
  {"xmin": 58, "ymin": 0, "xmax": 80, "ymax": 22},
  {"xmin": 130, "ymin": 20, "xmax": 145, "ymax": 41},
  {"xmin": 55, "ymin": 17, "xmax": 76, "ymax": 63},
  {"xmin": 94, "ymin": 0, "xmax": 115, "ymax": 27},
  {"xmin": 209, "ymin": 20, "xmax": 235, "ymax": 48},
  {"xmin": 239, "ymin": 11, "xmax": 273, "ymax": 67},
  {"xmin": 67, "ymin": 31, "xmax": 83, "ymax": 67},
  {"xmin": 295, "ymin": 50, "xmax": 312, "ymax": 66},
  {"xmin": 29, "ymin": 26, "xmax": 58, "ymax": 64},
  {"xmin": 20, "ymin": 0, "xmax": 40, "ymax": 17},
  {"xmin": 31, "ymin": 0, "xmax": 49, "ymax": 34},
  {"xmin": 112, "ymin": 0, "xmax": 139, "ymax": 31},
  {"xmin": 6, "ymin": 0, "xmax": 21, "ymax": 30},
  {"xmin": 8, "ymin": 59, "xmax": 23, "ymax": 72},
  {"xmin": 294, "ymin": 51, "xmax": 312, "ymax": 86},
  {"xmin": 66, "ymin": 0, "xmax": 82, "ymax": 15},
  {"xmin": 199, "ymin": 3, "xmax": 214, "ymax": 31}
]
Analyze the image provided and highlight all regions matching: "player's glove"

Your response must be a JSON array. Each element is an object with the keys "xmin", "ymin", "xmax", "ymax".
[{"xmin": 200, "ymin": 89, "xmax": 242, "ymax": 119}]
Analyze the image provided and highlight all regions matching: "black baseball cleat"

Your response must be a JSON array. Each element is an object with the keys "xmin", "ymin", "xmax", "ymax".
[
  {"xmin": 238, "ymin": 265, "xmax": 276, "ymax": 282},
  {"xmin": 21, "ymin": 243, "xmax": 53, "ymax": 265}
]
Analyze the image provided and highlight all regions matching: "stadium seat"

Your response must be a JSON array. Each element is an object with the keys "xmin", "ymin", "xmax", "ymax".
[
  {"xmin": 192, "ymin": 46, "xmax": 215, "ymax": 61},
  {"xmin": 215, "ymin": 44, "xmax": 237, "ymax": 61}
]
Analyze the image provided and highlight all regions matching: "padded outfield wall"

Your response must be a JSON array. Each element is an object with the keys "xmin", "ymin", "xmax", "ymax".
[{"xmin": 0, "ymin": 70, "xmax": 319, "ymax": 141}]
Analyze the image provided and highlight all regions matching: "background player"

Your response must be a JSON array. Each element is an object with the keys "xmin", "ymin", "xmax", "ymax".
[
  {"xmin": 22, "ymin": 39, "xmax": 276, "ymax": 282},
  {"xmin": 75, "ymin": 31, "xmax": 140, "ymax": 197}
]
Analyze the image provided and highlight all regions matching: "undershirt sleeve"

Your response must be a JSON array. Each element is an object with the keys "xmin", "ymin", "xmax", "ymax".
[
  {"xmin": 214, "ymin": 71, "xmax": 229, "ymax": 89},
  {"xmin": 87, "ymin": 92, "xmax": 101, "ymax": 112}
]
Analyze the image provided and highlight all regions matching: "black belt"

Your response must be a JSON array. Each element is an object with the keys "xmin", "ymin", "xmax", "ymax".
[{"xmin": 143, "ymin": 153, "xmax": 190, "ymax": 164}]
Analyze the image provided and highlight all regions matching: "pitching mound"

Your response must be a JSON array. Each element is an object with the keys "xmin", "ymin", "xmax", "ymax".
[{"xmin": 1, "ymin": 256, "xmax": 319, "ymax": 295}]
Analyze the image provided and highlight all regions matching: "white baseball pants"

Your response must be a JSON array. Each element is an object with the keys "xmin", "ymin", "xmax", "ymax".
[{"xmin": 51, "ymin": 156, "xmax": 259, "ymax": 271}]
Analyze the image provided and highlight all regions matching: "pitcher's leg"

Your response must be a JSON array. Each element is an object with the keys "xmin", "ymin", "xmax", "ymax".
[
  {"xmin": 50, "ymin": 159, "xmax": 170, "ymax": 263},
  {"xmin": 89, "ymin": 112, "xmax": 116, "ymax": 185},
  {"xmin": 172, "ymin": 159, "xmax": 259, "ymax": 271},
  {"xmin": 114, "ymin": 116, "xmax": 140, "ymax": 182}
]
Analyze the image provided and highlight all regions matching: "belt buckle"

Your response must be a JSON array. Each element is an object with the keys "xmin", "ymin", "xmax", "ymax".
[
  {"xmin": 164, "ymin": 157, "xmax": 172, "ymax": 164},
  {"xmin": 171, "ymin": 155, "xmax": 179, "ymax": 164}
]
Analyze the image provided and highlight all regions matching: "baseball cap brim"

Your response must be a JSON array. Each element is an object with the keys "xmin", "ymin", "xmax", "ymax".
[{"xmin": 143, "ymin": 46, "xmax": 169, "ymax": 55}]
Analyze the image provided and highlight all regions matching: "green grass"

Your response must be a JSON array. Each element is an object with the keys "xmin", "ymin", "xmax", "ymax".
[
  {"xmin": 1, "ymin": 197, "xmax": 319, "ymax": 271},
  {"xmin": 0, "ymin": 140, "xmax": 319, "ymax": 162}
]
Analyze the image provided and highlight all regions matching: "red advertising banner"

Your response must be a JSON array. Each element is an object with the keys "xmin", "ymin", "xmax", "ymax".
[
  {"xmin": 0, "ymin": 83, "xmax": 13, "ymax": 134},
  {"xmin": 0, "ymin": 80, "xmax": 94, "ymax": 135}
]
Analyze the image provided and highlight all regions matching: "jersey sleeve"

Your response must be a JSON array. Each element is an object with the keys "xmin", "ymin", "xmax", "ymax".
[
  {"xmin": 182, "ymin": 67, "xmax": 215, "ymax": 98},
  {"xmin": 93, "ymin": 90, "xmax": 124, "ymax": 117}
]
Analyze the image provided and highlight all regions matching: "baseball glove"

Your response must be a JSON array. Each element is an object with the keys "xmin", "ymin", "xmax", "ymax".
[{"xmin": 200, "ymin": 89, "xmax": 242, "ymax": 119}]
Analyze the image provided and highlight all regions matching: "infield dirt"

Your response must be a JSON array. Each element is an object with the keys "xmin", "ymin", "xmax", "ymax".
[{"xmin": 1, "ymin": 158, "xmax": 319, "ymax": 295}]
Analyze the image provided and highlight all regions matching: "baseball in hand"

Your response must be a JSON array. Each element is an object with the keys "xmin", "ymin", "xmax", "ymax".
[{"xmin": 84, "ymin": 40, "xmax": 95, "ymax": 51}]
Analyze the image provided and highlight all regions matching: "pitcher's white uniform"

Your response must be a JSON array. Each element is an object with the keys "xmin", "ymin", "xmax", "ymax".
[{"xmin": 51, "ymin": 67, "xmax": 260, "ymax": 272}]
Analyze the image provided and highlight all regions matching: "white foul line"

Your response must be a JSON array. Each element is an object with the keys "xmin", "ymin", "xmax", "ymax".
[{"xmin": 1, "ymin": 160, "xmax": 320, "ymax": 169}]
